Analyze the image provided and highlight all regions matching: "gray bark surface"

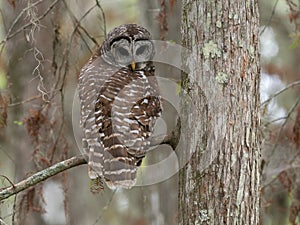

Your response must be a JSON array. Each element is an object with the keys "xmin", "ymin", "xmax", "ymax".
[{"xmin": 179, "ymin": 1, "xmax": 261, "ymax": 224}]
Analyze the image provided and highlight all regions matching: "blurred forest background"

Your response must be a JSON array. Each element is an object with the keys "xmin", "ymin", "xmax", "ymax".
[{"xmin": 0, "ymin": 0, "xmax": 299, "ymax": 225}]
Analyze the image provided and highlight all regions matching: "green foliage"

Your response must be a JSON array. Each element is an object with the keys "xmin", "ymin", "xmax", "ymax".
[
  {"xmin": 89, "ymin": 177, "xmax": 104, "ymax": 194},
  {"xmin": 13, "ymin": 120, "xmax": 23, "ymax": 126},
  {"xmin": 0, "ymin": 70, "xmax": 7, "ymax": 89},
  {"xmin": 289, "ymin": 32, "xmax": 300, "ymax": 49},
  {"xmin": 176, "ymin": 82, "xmax": 181, "ymax": 95}
]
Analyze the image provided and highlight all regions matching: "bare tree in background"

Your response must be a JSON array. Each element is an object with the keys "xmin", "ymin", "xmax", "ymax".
[
  {"xmin": 259, "ymin": 1, "xmax": 300, "ymax": 224},
  {"xmin": 0, "ymin": 1, "xmax": 106, "ymax": 224}
]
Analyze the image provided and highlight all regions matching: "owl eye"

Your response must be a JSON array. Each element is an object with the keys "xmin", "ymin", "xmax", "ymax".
[
  {"xmin": 117, "ymin": 47, "xmax": 129, "ymax": 56},
  {"xmin": 136, "ymin": 45, "xmax": 148, "ymax": 55}
]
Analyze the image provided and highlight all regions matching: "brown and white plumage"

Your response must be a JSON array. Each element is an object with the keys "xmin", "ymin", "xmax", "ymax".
[{"xmin": 78, "ymin": 24, "xmax": 162, "ymax": 189}]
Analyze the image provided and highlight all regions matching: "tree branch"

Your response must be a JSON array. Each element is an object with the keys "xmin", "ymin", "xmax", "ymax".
[
  {"xmin": 0, "ymin": 124, "xmax": 181, "ymax": 201},
  {"xmin": 149, "ymin": 118, "xmax": 181, "ymax": 150},
  {"xmin": 0, "ymin": 155, "xmax": 86, "ymax": 201},
  {"xmin": 262, "ymin": 80, "xmax": 300, "ymax": 106}
]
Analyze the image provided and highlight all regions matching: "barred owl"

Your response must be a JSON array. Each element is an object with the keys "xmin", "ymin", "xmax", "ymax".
[{"xmin": 78, "ymin": 24, "xmax": 162, "ymax": 189}]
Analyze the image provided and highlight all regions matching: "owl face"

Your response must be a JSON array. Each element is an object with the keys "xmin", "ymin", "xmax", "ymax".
[{"xmin": 100, "ymin": 24, "xmax": 154, "ymax": 70}]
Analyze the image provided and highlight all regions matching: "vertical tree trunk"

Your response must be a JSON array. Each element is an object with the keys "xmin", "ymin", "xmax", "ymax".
[{"xmin": 179, "ymin": 1, "xmax": 261, "ymax": 225}]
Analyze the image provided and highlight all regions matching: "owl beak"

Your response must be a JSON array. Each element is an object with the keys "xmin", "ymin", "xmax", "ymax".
[{"xmin": 131, "ymin": 61, "xmax": 136, "ymax": 70}]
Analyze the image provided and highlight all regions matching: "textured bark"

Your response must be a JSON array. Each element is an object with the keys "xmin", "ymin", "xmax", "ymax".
[
  {"xmin": 0, "ymin": 156, "xmax": 86, "ymax": 201},
  {"xmin": 179, "ymin": 1, "xmax": 261, "ymax": 225}
]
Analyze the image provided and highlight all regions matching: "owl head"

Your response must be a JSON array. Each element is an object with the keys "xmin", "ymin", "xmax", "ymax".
[{"xmin": 99, "ymin": 24, "xmax": 155, "ymax": 70}]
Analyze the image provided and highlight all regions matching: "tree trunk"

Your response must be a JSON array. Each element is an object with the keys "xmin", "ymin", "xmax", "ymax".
[{"xmin": 179, "ymin": 1, "xmax": 261, "ymax": 225}]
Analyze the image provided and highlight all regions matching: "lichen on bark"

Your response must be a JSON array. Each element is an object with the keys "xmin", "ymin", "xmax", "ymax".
[{"xmin": 179, "ymin": 0, "xmax": 261, "ymax": 224}]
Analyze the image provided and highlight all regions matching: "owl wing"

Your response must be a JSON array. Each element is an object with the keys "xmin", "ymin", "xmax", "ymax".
[
  {"xmin": 92, "ymin": 67, "xmax": 147, "ymax": 188},
  {"xmin": 115, "ymin": 68, "xmax": 162, "ymax": 157},
  {"xmin": 95, "ymin": 68, "xmax": 162, "ymax": 188},
  {"xmin": 128, "ymin": 95, "xmax": 162, "ymax": 152},
  {"xmin": 78, "ymin": 57, "xmax": 111, "ymax": 179}
]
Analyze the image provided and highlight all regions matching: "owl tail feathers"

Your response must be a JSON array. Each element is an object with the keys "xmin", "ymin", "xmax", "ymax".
[
  {"xmin": 88, "ymin": 171, "xmax": 138, "ymax": 190},
  {"xmin": 88, "ymin": 163, "xmax": 138, "ymax": 189},
  {"xmin": 105, "ymin": 177, "xmax": 137, "ymax": 190},
  {"xmin": 88, "ymin": 165, "xmax": 99, "ymax": 179},
  {"xmin": 103, "ymin": 163, "xmax": 138, "ymax": 189}
]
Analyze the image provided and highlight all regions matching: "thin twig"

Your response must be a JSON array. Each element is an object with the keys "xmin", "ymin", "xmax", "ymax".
[
  {"xmin": 47, "ymin": 1, "xmax": 105, "ymax": 162},
  {"xmin": 91, "ymin": 190, "xmax": 116, "ymax": 225},
  {"xmin": 263, "ymin": 116, "xmax": 286, "ymax": 127},
  {"xmin": 0, "ymin": 0, "xmax": 61, "ymax": 55},
  {"xmin": 7, "ymin": 95, "xmax": 41, "ymax": 108},
  {"xmin": 262, "ymin": 80, "xmax": 300, "ymax": 106},
  {"xmin": 95, "ymin": 0, "xmax": 106, "ymax": 36},
  {"xmin": 260, "ymin": 0, "xmax": 279, "ymax": 35},
  {"xmin": 1, "ymin": 0, "xmax": 47, "ymax": 40},
  {"xmin": 76, "ymin": 5, "xmax": 101, "ymax": 47},
  {"xmin": 0, "ymin": 155, "xmax": 86, "ymax": 201},
  {"xmin": 266, "ymin": 96, "xmax": 300, "ymax": 160},
  {"xmin": 262, "ymin": 155, "xmax": 300, "ymax": 189},
  {"xmin": 0, "ymin": 175, "xmax": 15, "ymax": 188},
  {"xmin": 0, "ymin": 0, "xmax": 46, "ymax": 54},
  {"xmin": 63, "ymin": 0, "xmax": 100, "ymax": 53}
]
